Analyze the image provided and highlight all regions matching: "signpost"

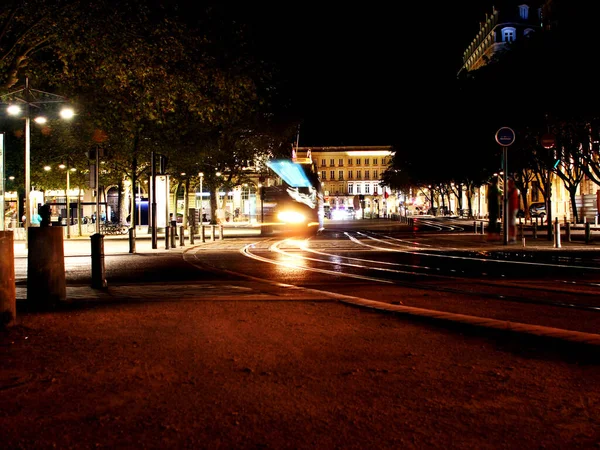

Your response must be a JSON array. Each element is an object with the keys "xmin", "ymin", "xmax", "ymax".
[{"xmin": 495, "ymin": 127, "xmax": 516, "ymax": 245}]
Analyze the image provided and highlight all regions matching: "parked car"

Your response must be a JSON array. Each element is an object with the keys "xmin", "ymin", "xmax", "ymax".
[{"xmin": 529, "ymin": 202, "xmax": 546, "ymax": 219}]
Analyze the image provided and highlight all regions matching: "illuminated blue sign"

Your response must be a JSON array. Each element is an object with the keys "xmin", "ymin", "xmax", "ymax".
[{"xmin": 267, "ymin": 159, "xmax": 312, "ymax": 187}]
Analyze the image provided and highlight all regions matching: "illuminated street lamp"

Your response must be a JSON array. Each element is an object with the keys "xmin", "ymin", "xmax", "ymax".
[{"xmin": 1, "ymin": 77, "xmax": 75, "ymax": 246}]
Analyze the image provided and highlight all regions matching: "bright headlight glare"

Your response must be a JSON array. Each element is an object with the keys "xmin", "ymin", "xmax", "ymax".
[{"xmin": 277, "ymin": 211, "xmax": 306, "ymax": 223}]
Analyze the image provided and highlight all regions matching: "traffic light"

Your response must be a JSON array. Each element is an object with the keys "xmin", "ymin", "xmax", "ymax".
[{"xmin": 159, "ymin": 155, "xmax": 167, "ymax": 174}]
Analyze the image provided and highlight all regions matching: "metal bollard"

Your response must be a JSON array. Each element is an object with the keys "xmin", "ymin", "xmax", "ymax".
[
  {"xmin": 165, "ymin": 226, "xmax": 170, "ymax": 249},
  {"xmin": 554, "ymin": 218, "xmax": 561, "ymax": 248},
  {"xmin": 566, "ymin": 222, "xmax": 571, "ymax": 242},
  {"xmin": 220, "ymin": 224, "xmax": 224, "ymax": 240},
  {"xmin": 519, "ymin": 223, "xmax": 524, "ymax": 240},
  {"xmin": 211, "ymin": 225, "xmax": 216, "ymax": 241},
  {"xmin": 171, "ymin": 225, "xmax": 177, "ymax": 248},
  {"xmin": 201, "ymin": 225, "xmax": 206, "ymax": 243},
  {"xmin": 532, "ymin": 223, "xmax": 537, "ymax": 239},
  {"xmin": 129, "ymin": 227, "xmax": 136, "ymax": 253},
  {"xmin": 585, "ymin": 222, "xmax": 591, "ymax": 243},
  {"xmin": 190, "ymin": 226, "xmax": 195, "ymax": 244},
  {"xmin": 481, "ymin": 222, "xmax": 485, "ymax": 235},
  {"xmin": 179, "ymin": 226, "xmax": 185, "ymax": 247},
  {"xmin": 91, "ymin": 233, "xmax": 107, "ymax": 289},
  {"xmin": 473, "ymin": 221, "xmax": 477, "ymax": 234}
]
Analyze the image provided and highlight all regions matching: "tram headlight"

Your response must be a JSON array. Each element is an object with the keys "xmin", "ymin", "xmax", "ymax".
[{"xmin": 277, "ymin": 211, "xmax": 306, "ymax": 224}]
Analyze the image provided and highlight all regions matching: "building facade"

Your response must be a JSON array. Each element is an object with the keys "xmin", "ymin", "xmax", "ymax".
[{"xmin": 296, "ymin": 146, "xmax": 396, "ymax": 218}]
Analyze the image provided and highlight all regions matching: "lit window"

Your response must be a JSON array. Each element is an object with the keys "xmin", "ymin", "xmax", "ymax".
[
  {"xmin": 330, "ymin": 159, "xmax": 335, "ymax": 167},
  {"xmin": 356, "ymin": 158, "xmax": 361, "ymax": 165},
  {"xmin": 348, "ymin": 159, "xmax": 353, "ymax": 165},
  {"xmin": 373, "ymin": 158, "xmax": 378, "ymax": 165},
  {"xmin": 519, "ymin": 4, "xmax": 529, "ymax": 20},
  {"xmin": 348, "ymin": 184, "xmax": 353, "ymax": 194},
  {"xmin": 357, "ymin": 185, "xmax": 362, "ymax": 194},
  {"xmin": 365, "ymin": 158, "xmax": 370, "ymax": 165},
  {"xmin": 338, "ymin": 159, "xmax": 344, "ymax": 166},
  {"xmin": 373, "ymin": 170, "xmax": 378, "ymax": 179},
  {"xmin": 365, "ymin": 170, "xmax": 370, "ymax": 180},
  {"xmin": 321, "ymin": 159, "xmax": 326, "ymax": 167},
  {"xmin": 321, "ymin": 171, "xmax": 326, "ymax": 180},
  {"xmin": 502, "ymin": 27, "xmax": 516, "ymax": 42},
  {"xmin": 365, "ymin": 184, "xmax": 370, "ymax": 194}
]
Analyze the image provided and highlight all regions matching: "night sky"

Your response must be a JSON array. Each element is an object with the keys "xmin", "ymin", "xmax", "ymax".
[{"xmin": 236, "ymin": 2, "xmax": 498, "ymax": 147}]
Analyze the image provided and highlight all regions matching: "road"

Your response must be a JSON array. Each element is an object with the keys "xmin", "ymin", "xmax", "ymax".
[{"xmin": 4, "ymin": 218, "xmax": 600, "ymax": 449}]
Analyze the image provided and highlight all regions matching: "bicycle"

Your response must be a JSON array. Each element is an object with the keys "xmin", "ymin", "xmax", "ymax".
[{"xmin": 99, "ymin": 222, "xmax": 129, "ymax": 235}]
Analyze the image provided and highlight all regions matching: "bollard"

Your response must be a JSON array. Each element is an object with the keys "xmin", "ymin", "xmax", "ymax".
[
  {"xmin": 170, "ymin": 225, "xmax": 177, "ymax": 248},
  {"xmin": 91, "ymin": 233, "xmax": 107, "ymax": 289},
  {"xmin": 533, "ymin": 223, "xmax": 537, "ymax": 239},
  {"xmin": 129, "ymin": 227, "xmax": 136, "ymax": 253},
  {"xmin": 554, "ymin": 218, "xmax": 561, "ymax": 248},
  {"xmin": 201, "ymin": 225, "xmax": 206, "ymax": 243},
  {"xmin": 473, "ymin": 221, "xmax": 477, "ymax": 234},
  {"xmin": 165, "ymin": 226, "xmax": 170, "ymax": 249},
  {"xmin": 179, "ymin": 226, "xmax": 185, "ymax": 247},
  {"xmin": 211, "ymin": 225, "xmax": 216, "ymax": 241},
  {"xmin": 585, "ymin": 222, "xmax": 591, "ymax": 243},
  {"xmin": 28, "ymin": 227, "xmax": 66, "ymax": 308},
  {"xmin": 190, "ymin": 226, "xmax": 195, "ymax": 245},
  {"xmin": 596, "ymin": 215, "xmax": 599, "ymax": 226},
  {"xmin": 566, "ymin": 222, "xmax": 571, "ymax": 242},
  {"xmin": 220, "ymin": 224, "xmax": 224, "ymax": 240},
  {"xmin": 519, "ymin": 223, "xmax": 524, "ymax": 240},
  {"xmin": 481, "ymin": 222, "xmax": 485, "ymax": 235},
  {"xmin": 0, "ymin": 231, "xmax": 16, "ymax": 327}
]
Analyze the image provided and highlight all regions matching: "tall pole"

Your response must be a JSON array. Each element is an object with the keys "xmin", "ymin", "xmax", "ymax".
[
  {"xmin": 66, "ymin": 166, "xmax": 70, "ymax": 238},
  {"xmin": 24, "ymin": 89, "xmax": 31, "ymax": 243},
  {"xmin": 95, "ymin": 146, "xmax": 100, "ymax": 234},
  {"xmin": 137, "ymin": 181, "xmax": 141, "ymax": 229},
  {"xmin": 503, "ymin": 146, "xmax": 509, "ymax": 246},
  {"xmin": 151, "ymin": 151, "xmax": 157, "ymax": 249},
  {"xmin": 200, "ymin": 174, "xmax": 203, "ymax": 220}
]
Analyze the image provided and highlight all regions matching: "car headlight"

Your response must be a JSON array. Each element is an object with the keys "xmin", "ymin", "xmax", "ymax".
[{"xmin": 277, "ymin": 211, "xmax": 306, "ymax": 223}]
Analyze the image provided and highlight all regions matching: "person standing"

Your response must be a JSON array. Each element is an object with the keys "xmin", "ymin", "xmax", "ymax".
[
  {"xmin": 507, "ymin": 179, "xmax": 520, "ymax": 242},
  {"xmin": 487, "ymin": 177, "xmax": 500, "ymax": 241}
]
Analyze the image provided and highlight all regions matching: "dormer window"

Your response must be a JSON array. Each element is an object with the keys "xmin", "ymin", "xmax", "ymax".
[
  {"xmin": 502, "ymin": 27, "xmax": 516, "ymax": 42},
  {"xmin": 524, "ymin": 28, "xmax": 534, "ymax": 37},
  {"xmin": 519, "ymin": 5, "xmax": 529, "ymax": 20}
]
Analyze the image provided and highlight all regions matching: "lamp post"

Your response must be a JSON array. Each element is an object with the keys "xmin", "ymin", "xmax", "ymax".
[
  {"xmin": 1, "ymin": 77, "xmax": 74, "ymax": 246},
  {"xmin": 59, "ymin": 163, "xmax": 76, "ymax": 238}
]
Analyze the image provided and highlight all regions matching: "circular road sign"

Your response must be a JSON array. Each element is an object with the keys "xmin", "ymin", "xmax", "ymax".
[
  {"xmin": 495, "ymin": 127, "xmax": 516, "ymax": 146},
  {"xmin": 541, "ymin": 133, "xmax": 556, "ymax": 149}
]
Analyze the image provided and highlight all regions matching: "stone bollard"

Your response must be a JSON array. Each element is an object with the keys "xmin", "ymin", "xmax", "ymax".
[
  {"xmin": 179, "ymin": 226, "xmax": 185, "ymax": 247},
  {"xmin": 165, "ymin": 226, "xmax": 170, "ymax": 249},
  {"xmin": 189, "ymin": 226, "xmax": 195, "ymax": 245},
  {"xmin": 220, "ymin": 224, "xmax": 224, "ymax": 240},
  {"xmin": 0, "ymin": 231, "xmax": 16, "ymax": 327},
  {"xmin": 473, "ymin": 221, "xmax": 477, "ymax": 234},
  {"xmin": 201, "ymin": 225, "xmax": 206, "ymax": 243},
  {"xmin": 554, "ymin": 218, "xmax": 561, "ymax": 249},
  {"xmin": 566, "ymin": 222, "xmax": 571, "ymax": 242},
  {"xmin": 91, "ymin": 233, "xmax": 107, "ymax": 289},
  {"xmin": 211, "ymin": 225, "xmax": 216, "ymax": 241},
  {"xmin": 28, "ymin": 227, "xmax": 66, "ymax": 309}
]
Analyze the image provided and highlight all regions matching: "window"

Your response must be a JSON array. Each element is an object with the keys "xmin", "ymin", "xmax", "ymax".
[
  {"xmin": 365, "ymin": 170, "xmax": 370, "ymax": 180},
  {"xmin": 502, "ymin": 27, "xmax": 516, "ymax": 42},
  {"xmin": 348, "ymin": 159, "xmax": 352, "ymax": 165},
  {"xmin": 321, "ymin": 171, "xmax": 326, "ymax": 180},
  {"xmin": 338, "ymin": 159, "xmax": 344, "ymax": 166},
  {"xmin": 348, "ymin": 170, "xmax": 353, "ymax": 179},
  {"xmin": 330, "ymin": 170, "xmax": 335, "ymax": 180},
  {"xmin": 365, "ymin": 184, "xmax": 370, "ymax": 194},
  {"xmin": 356, "ymin": 158, "xmax": 361, "ymax": 166},
  {"xmin": 374, "ymin": 185, "xmax": 378, "ymax": 195},
  {"xmin": 373, "ymin": 158, "xmax": 378, "ymax": 165},
  {"xmin": 321, "ymin": 159, "xmax": 326, "ymax": 167},
  {"xmin": 338, "ymin": 170, "xmax": 344, "ymax": 180},
  {"xmin": 382, "ymin": 158, "xmax": 387, "ymax": 165},
  {"xmin": 357, "ymin": 185, "xmax": 362, "ymax": 194},
  {"xmin": 348, "ymin": 184, "xmax": 353, "ymax": 194},
  {"xmin": 357, "ymin": 170, "xmax": 362, "ymax": 180},
  {"xmin": 338, "ymin": 184, "xmax": 343, "ymax": 194},
  {"xmin": 373, "ymin": 170, "xmax": 378, "ymax": 180},
  {"xmin": 364, "ymin": 158, "xmax": 369, "ymax": 165},
  {"xmin": 330, "ymin": 159, "xmax": 335, "ymax": 167},
  {"xmin": 519, "ymin": 4, "xmax": 529, "ymax": 20}
]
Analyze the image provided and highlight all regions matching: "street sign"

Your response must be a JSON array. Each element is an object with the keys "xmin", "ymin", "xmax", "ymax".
[
  {"xmin": 495, "ymin": 127, "xmax": 516, "ymax": 146},
  {"xmin": 541, "ymin": 133, "xmax": 556, "ymax": 149}
]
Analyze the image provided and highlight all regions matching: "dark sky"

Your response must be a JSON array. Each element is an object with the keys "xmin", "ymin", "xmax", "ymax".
[{"xmin": 233, "ymin": 2, "xmax": 499, "ymax": 147}]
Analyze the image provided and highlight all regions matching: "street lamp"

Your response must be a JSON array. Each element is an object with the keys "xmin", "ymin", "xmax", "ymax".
[
  {"xmin": 1, "ymin": 77, "xmax": 75, "ymax": 246},
  {"xmin": 198, "ymin": 172, "xmax": 204, "ymax": 220}
]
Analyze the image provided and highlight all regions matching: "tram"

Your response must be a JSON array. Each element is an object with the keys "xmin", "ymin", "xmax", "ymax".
[{"xmin": 261, "ymin": 158, "xmax": 324, "ymax": 236}]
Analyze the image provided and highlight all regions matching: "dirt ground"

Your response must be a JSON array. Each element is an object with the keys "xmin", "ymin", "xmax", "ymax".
[{"xmin": 2, "ymin": 299, "xmax": 600, "ymax": 449}]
